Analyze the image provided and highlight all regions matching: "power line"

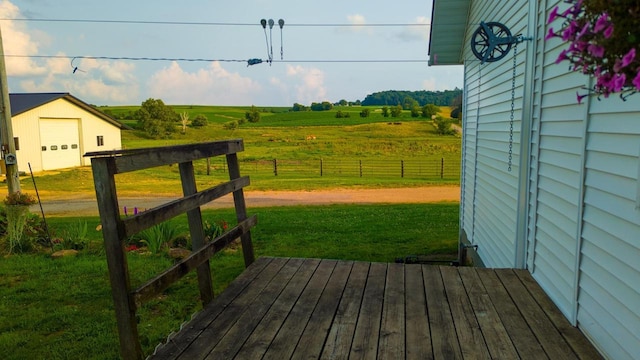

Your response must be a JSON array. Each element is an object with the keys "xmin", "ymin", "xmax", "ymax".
[
  {"xmin": 4, "ymin": 54, "xmax": 428, "ymax": 64},
  {"xmin": 1, "ymin": 18, "xmax": 430, "ymax": 27}
]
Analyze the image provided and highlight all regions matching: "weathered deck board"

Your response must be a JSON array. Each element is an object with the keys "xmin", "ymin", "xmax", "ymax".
[{"xmin": 150, "ymin": 257, "xmax": 603, "ymax": 360}]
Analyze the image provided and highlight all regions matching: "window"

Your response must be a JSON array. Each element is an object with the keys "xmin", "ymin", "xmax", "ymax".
[
  {"xmin": 97, "ymin": 136, "xmax": 104, "ymax": 146},
  {"xmin": 71, "ymin": 144, "xmax": 78, "ymax": 149},
  {"xmin": 51, "ymin": 145, "xmax": 58, "ymax": 150},
  {"xmin": 41, "ymin": 146, "xmax": 47, "ymax": 151},
  {"xmin": 61, "ymin": 145, "xmax": 68, "ymax": 150}
]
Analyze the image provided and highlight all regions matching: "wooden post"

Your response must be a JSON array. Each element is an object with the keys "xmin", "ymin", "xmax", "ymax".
[
  {"xmin": 273, "ymin": 158, "xmax": 278, "ymax": 176},
  {"xmin": 320, "ymin": 159, "xmax": 323, "ymax": 177},
  {"xmin": 441, "ymin": 158, "xmax": 444, "ymax": 179},
  {"xmin": 227, "ymin": 153, "xmax": 255, "ymax": 266},
  {"xmin": 91, "ymin": 157, "xmax": 142, "ymax": 360},
  {"xmin": 206, "ymin": 157, "xmax": 211, "ymax": 175},
  {"xmin": 359, "ymin": 160, "xmax": 362, "ymax": 177},
  {"xmin": 179, "ymin": 161, "xmax": 214, "ymax": 305},
  {"xmin": 0, "ymin": 25, "xmax": 20, "ymax": 194},
  {"xmin": 401, "ymin": 160, "xmax": 404, "ymax": 178}
]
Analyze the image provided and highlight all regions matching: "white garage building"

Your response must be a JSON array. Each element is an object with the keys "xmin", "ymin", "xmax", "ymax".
[{"xmin": 9, "ymin": 93, "xmax": 123, "ymax": 173}]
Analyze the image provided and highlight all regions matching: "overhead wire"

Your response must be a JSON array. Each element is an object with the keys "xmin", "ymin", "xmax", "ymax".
[
  {"xmin": 1, "ymin": 18, "xmax": 430, "ymax": 27},
  {"xmin": 4, "ymin": 54, "xmax": 429, "ymax": 64}
]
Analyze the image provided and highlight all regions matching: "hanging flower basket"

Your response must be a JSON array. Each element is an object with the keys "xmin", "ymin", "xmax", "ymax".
[{"xmin": 545, "ymin": 0, "xmax": 640, "ymax": 101}]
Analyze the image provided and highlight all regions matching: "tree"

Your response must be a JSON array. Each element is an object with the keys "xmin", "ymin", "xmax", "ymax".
[
  {"xmin": 191, "ymin": 114, "xmax": 208, "ymax": 127},
  {"xmin": 180, "ymin": 112, "xmax": 189, "ymax": 134},
  {"xmin": 135, "ymin": 98, "xmax": 178, "ymax": 138},
  {"xmin": 402, "ymin": 96, "xmax": 419, "ymax": 110},
  {"xmin": 381, "ymin": 106, "xmax": 390, "ymax": 117},
  {"xmin": 434, "ymin": 116, "xmax": 454, "ymax": 135},
  {"xmin": 245, "ymin": 105, "xmax": 260, "ymax": 123},
  {"xmin": 421, "ymin": 104, "xmax": 440, "ymax": 119},
  {"xmin": 450, "ymin": 93, "xmax": 462, "ymax": 120},
  {"xmin": 338, "ymin": 99, "xmax": 348, "ymax": 106},
  {"xmin": 291, "ymin": 103, "xmax": 308, "ymax": 112},
  {"xmin": 410, "ymin": 106, "xmax": 421, "ymax": 118},
  {"xmin": 390, "ymin": 105, "xmax": 403, "ymax": 117},
  {"xmin": 360, "ymin": 108, "xmax": 370, "ymax": 118}
]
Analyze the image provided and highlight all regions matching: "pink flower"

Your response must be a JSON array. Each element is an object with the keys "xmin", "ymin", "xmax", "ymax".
[
  {"xmin": 545, "ymin": 27, "xmax": 556, "ymax": 41},
  {"xmin": 548, "ymin": 6, "xmax": 560, "ymax": 24},
  {"xmin": 588, "ymin": 44, "xmax": 605, "ymax": 58},
  {"xmin": 576, "ymin": 22, "xmax": 590, "ymax": 39},
  {"xmin": 633, "ymin": 71, "xmax": 640, "ymax": 91},
  {"xmin": 576, "ymin": 92, "xmax": 588, "ymax": 104},
  {"xmin": 594, "ymin": 13, "xmax": 610, "ymax": 32},
  {"xmin": 603, "ymin": 25, "xmax": 614, "ymax": 39},
  {"xmin": 611, "ymin": 74, "xmax": 627, "ymax": 92},
  {"xmin": 556, "ymin": 49, "xmax": 570, "ymax": 64},
  {"xmin": 622, "ymin": 48, "xmax": 636, "ymax": 67}
]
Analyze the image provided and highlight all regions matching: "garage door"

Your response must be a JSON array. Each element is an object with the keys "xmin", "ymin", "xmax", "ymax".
[{"xmin": 40, "ymin": 119, "xmax": 81, "ymax": 170}]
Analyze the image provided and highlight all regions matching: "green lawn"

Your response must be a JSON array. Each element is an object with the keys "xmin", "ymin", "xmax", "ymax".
[{"xmin": 0, "ymin": 203, "xmax": 459, "ymax": 359}]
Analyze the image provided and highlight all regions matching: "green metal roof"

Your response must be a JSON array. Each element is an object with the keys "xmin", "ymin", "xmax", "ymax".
[{"xmin": 428, "ymin": 0, "xmax": 471, "ymax": 65}]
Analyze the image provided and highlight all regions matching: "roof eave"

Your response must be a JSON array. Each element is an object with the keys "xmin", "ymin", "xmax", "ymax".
[{"xmin": 428, "ymin": 0, "xmax": 472, "ymax": 66}]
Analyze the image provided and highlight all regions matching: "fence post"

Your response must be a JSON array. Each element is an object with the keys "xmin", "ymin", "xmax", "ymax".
[
  {"xmin": 359, "ymin": 160, "xmax": 363, "ymax": 177},
  {"xmin": 441, "ymin": 158, "xmax": 444, "ymax": 179},
  {"xmin": 206, "ymin": 157, "xmax": 211, "ymax": 175},
  {"xmin": 320, "ymin": 159, "xmax": 323, "ymax": 176},
  {"xmin": 401, "ymin": 160, "xmax": 404, "ymax": 178},
  {"xmin": 274, "ymin": 158, "xmax": 278, "ymax": 176}
]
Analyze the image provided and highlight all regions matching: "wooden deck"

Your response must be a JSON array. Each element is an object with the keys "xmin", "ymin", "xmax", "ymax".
[{"xmin": 150, "ymin": 257, "xmax": 602, "ymax": 359}]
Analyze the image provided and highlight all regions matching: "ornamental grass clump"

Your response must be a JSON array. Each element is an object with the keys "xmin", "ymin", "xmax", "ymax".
[
  {"xmin": 545, "ymin": 0, "xmax": 640, "ymax": 100},
  {"xmin": 1, "ymin": 192, "xmax": 38, "ymax": 254}
]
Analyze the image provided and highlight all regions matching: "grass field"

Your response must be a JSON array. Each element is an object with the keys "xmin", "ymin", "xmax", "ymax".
[
  {"xmin": 5, "ymin": 105, "xmax": 461, "ymax": 196},
  {"xmin": 0, "ymin": 203, "xmax": 459, "ymax": 359}
]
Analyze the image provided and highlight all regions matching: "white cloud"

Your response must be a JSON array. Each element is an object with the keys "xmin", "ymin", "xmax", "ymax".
[
  {"xmin": 395, "ymin": 16, "xmax": 430, "ymax": 42},
  {"xmin": 147, "ymin": 61, "xmax": 261, "ymax": 105},
  {"xmin": 285, "ymin": 65, "xmax": 327, "ymax": 104},
  {"xmin": 422, "ymin": 78, "xmax": 437, "ymax": 91},
  {"xmin": 0, "ymin": 1, "xmax": 47, "ymax": 76},
  {"xmin": 343, "ymin": 14, "xmax": 373, "ymax": 35}
]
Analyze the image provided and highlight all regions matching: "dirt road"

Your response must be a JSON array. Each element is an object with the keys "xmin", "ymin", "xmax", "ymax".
[{"xmin": 34, "ymin": 186, "xmax": 460, "ymax": 216}]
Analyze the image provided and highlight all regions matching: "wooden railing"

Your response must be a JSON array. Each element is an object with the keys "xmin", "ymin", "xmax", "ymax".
[{"xmin": 86, "ymin": 140, "xmax": 256, "ymax": 360}]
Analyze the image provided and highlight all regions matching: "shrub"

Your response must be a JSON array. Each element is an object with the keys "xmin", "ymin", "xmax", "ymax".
[
  {"xmin": 223, "ymin": 120, "xmax": 239, "ymax": 130},
  {"xmin": 190, "ymin": 114, "xmax": 208, "ymax": 127},
  {"xmin": 245, "ymin": 105, "xmax": 261, "ymax": 123},
  {"xmin": 360, "ymin": 109, "xmax": 371, "ymax": 118},
  {"xmin": 434, "ymin": 116, "xmax": 455, "ymax": 135}
]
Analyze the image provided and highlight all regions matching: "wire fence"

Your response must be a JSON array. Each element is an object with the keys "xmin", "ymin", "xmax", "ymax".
[{"xmin": 204, "ymin": 158, "xmax": 460, "ymax": 181}]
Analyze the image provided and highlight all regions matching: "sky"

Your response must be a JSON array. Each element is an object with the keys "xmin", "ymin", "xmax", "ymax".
[{"xmin": 1, "ymin": 0, "xmax": 463, "ymax": 106}]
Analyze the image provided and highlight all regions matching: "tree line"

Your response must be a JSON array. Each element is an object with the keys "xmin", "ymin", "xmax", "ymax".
[{"xmin": 361, "ymin": 89, "xmax": 462, "ymax": 107}]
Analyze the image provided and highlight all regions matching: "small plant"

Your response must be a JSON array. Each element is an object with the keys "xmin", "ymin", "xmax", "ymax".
[
  {"xmin": 138, "ymin": 221, "xmax": 183, "ymax": 254},
  {"xmin": 203, "ymin": 219, "xmax": 229, "ymax": 241},
  {"xmin": 60, "ymin": 220, "xmax": 89, "ymax": 251},
  {"xmin": 1, "ymin": 192, "xmax": 40, "ymax": 254},
  {"xmin": 223, "ymin": 120, "xmax": 239, "ymax": 130}
]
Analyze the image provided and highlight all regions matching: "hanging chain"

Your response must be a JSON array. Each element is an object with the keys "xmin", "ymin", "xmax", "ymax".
[{"xmin": 508, "ymin": 40, "xmax": 517, "ymax": 172}]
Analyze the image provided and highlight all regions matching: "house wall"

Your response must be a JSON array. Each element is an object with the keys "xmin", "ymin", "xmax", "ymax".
[
  {"xmin": 460, "ymin": 0, "xmax": 530, "ymax": 268},
  {"xmin": 459, "ymin": 0, "xmax": 640, "ymax": 358},
  {"xmin": 11, "ymin": 98, "xmax": 121, "ymax": 172}
]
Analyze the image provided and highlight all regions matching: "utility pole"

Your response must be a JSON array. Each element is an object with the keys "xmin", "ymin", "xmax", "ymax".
[{"xmin": 0, "ymin": 25, "xmax": 20, "ymax": 194}]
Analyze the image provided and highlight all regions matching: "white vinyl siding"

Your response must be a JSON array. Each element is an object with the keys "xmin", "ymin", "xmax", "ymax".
[
  {"xmin": 578, "ymin": 108, "xmax": 640, "ymax": 360},
  {"xmin": 527, "ymin": 0, "xmax": 587, "ymax": 320},
  {"xmin": 460, "ymin": 0, "xmax": 529, "ymax": 267}
]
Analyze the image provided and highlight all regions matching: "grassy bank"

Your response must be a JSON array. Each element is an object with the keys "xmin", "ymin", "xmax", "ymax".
[{"xmin": 0, "ymin": 203, "xmax": 458, "ymax": 359}]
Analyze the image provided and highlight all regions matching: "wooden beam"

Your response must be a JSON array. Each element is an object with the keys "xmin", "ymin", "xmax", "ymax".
[
  {"xmin": 85, "ymin": 140, "xmax": 244, "ymax": 174},
  {"xmin": 91, "ymin": 156, "xmax": 143, "ymax": 359},
  {"xmin": 122, "ymin": 176, "xmax": 249, "ymax": 238},
  {"xmin": 133, "ymin": 215, "xmax": 258, "ymax": 308},
  {"xmin": 226, "ymin": 152, "xmax": 255, "ymax": 266}
]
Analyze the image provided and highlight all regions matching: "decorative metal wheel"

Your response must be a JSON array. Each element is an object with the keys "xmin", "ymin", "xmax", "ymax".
[{"xmin": 471, "ymin": 22, "xmax": 513, "ymax": 63}]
